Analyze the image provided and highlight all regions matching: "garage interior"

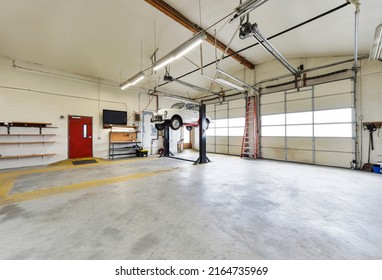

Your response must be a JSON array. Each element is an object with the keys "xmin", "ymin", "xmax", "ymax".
[{"xmin": 0, "ymin": 0, "xmax": 381, "ymax": 259}]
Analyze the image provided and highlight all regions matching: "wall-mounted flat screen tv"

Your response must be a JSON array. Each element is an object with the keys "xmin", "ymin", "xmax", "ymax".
[{"xmin": 103, "ymin": 109, "xmax": 127, "ymax": 125}]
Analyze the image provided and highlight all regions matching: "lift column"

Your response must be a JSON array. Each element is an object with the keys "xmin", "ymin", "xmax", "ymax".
[
  {"xmin": 163, "ymin": 125, "xmax": 171, "ymax": 157},
  {"xmin": 195, "ymin": 103, "xmax": 210, "ymax": 164}
]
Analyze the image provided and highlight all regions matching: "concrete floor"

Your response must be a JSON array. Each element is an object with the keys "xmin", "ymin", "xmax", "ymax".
[{"xmin": 0, "ymin": 151, "xmax": 381, "ymax": 259}]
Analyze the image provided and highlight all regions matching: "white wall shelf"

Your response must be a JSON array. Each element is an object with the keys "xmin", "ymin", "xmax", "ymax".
[{"xmin": 0, "ymin": 122, "xmax": 57, "ymax": 162}]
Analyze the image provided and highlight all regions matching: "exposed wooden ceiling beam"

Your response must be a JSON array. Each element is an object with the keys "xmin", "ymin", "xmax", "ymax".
[{"xmin": 144, "ymin": 0, "xmax": 255, "ymax": 70}]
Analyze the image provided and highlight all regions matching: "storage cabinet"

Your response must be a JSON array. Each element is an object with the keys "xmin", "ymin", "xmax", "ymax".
[{"xmin": 109, "ymin": 131, "xmax": 141, "ymax": 159}]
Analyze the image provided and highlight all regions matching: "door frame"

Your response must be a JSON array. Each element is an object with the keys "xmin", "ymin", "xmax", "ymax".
[
  {"xmin": 68, "ymin": 115, "xmax": 93, "ymax": 158},
  {"xmin": 183, "ymin": 127, "xmax": 192, "ymax": 149}
]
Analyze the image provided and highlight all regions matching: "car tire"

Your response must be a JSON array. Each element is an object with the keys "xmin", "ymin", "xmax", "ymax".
[
  {"xmin": 155, "ymin": 123, "xmax": 165, "ymax": 130},
  {"xmin": 170, "ymin": 116, "xmax": 182, "ymax": 130},
  {"xmin": 206, "ymin": 119, "xmax": 210, "ymax": 130},
  {"xmin": 186, "ymin": 126, "xmax": 192, "ymax": 131}
]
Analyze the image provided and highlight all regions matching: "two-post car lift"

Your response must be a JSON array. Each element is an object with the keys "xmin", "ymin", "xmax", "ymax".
[{"xmin": 159, "ymin": 104, "xmax": 210, "ymax": 165}]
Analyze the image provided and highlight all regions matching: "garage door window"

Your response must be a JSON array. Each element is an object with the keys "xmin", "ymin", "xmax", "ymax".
[
  {"xmin": 207, "ymin": 117, "xmax": 245, "ymax": 136},
  {"xmin": 314, "ymin": 108, "xmax": 352, "ymax": 124},
  {"xmin": 262, "ymin": 108, "xmax": 353, "ymax": 138},
  {"xmin": 262, "ymin": 126, "xmax": 285, "ymax": 136}
]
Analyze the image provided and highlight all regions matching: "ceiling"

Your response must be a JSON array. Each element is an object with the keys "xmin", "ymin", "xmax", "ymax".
[{"xmin": 0, "ymin": 0, "xmax": 380, "ymax": 100}]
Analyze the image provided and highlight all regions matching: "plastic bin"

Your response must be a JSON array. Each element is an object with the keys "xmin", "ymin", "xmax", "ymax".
[
  {"xmin": 136, "ymin": 149, "xmax": 148, "ymax": 157},
  {"xmin": 372, "ymin": 165, "xmax": 381, "ymax": 174}
]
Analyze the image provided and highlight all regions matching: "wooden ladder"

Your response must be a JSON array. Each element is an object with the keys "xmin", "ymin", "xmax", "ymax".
[{"xmin": 241, "ymin": 96, "xmax": 258, "ymax": 159}]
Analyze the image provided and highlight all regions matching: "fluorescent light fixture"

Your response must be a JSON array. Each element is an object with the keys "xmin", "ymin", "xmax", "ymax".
[
  {"xmin": 215, "ymin": 78, "xmax": 246, "ymax": 91},
  {"xmin": 153, "ymin": 31, "xmax": 206, "ymax": 71},
  {"xmin": 164, "ymin": 74, "xmax": 219, "ymax": 95},
  {"xmin": 217, "ymin": 68, "xmax": 252, "ymax": 88},
  {"xmin": 203, "ymin": 74, "xmax": 245, "ymax": 92},
  {"xmin": 230, "ymin": 0, "xmax": 269, "ymax": 23},
  {"xmin": 369, "ymin": 23, "xmax": 382, "ymax": 60},
  {"xmin": 251, "ymin": 23, "xmax": 299, "ymax": 76},
  {"xmin": 120, "ymin": 71, "xmax": 145, "ymax": 90}
]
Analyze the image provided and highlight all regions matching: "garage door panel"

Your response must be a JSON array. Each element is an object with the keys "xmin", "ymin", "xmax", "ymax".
[
  {"xmin": 287, "ymin": 137, "xmax": 312, "ymax": 150},
  {"xmin": 314, "ymin": 93, "xmax": 352, "ymax": 110},
  {"xmin": 286, "ymin": 90, "xmax": 312, "ymax": 101},
  {"xmin": 215, "ymin": 110, "xmax": 228, "ymax": 119},
  {"xmin": 261, "ymin": 103, "xmax": 284, "ymax": 114},
  {"xmin": 228, "ymin": 99, "xmax": 246, "ymax": 108},
  {"xmin": 229, "ymin": 145, "xmax": 241, "ymax": 155},
  {"xmin": 229, "ymin": 136, "xmax": 242, "ymax": 145},
  {"xmin": 206, "ymin": 144, "xmax": 215, "ymax": 152},
  {"xmin": 262, "ymin": 147, "xmax": 285, "ymax": 160},
  {"xmin": 207, "ymin": 136, "xmax": 215, "ymax": 144},
  {"xmin": 315, "ymin": 138, "xmax": 353, "ymax": 152},
  {"xmin": 286, "ymin": 99, "xmax": 311, "ymax": 112},
  {"xmin": 261, "ymin": 136, "xmax": 285, "ymax": 148},
  {"xmin": 229, "ymin": 108, "xmax": 245, "ymax": 118},
  {"xmin": 215, "ymin": 103, "xmax": 228, "ymax": 110},
  {"xmin": 314, "ymin": 80, "xmax": 352, "ymax": 97},
  {"xmin": 261, "ymin": 91, "xmax": 284, "ymax": 104},
  {"xmin": 216, "ymin": 145, "xmax": 228, "ymax": 154},
  {"xmin": 206, "ymin": 104, "xmax": 215, "ymax": 112},
  {"xmin": 216, "ymin": 136, "xmax": 228, "ymax": 145},
  {"xmin": 287, "ymin": 149, "xmax": 313, "ymax": 163},
  {"xmin": 315, "ymin": 151, "xmax": 353, "ymax": 168}
]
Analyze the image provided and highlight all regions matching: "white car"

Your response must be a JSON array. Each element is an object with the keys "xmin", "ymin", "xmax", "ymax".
[{"xmin": 151, "ymin": 102, "xmax": 210, "ymax": 131}]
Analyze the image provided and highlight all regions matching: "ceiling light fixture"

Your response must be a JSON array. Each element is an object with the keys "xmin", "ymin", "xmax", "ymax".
[
  {"xmin": 217, "ymin": 68, "xmax": 253, "ymax": 89},
  {"xmin": 230, "ymin": 0, "xmax": 269, "ymax": 23},
  {"xmin": 369, "ymin": 23, "xmax": 382, "ymax": 61},
  {"xmin": 120, "ymin": 71, "xmax": 145, "ymax": 90},
  {"xmin": 215, "ymin": 78, "xmax": 246, "ymax": 91},
  {"xmin": 153, "ymin": 31, "xmax": 206, "ymax": 71},
  {"xmin": 203, "ymin": 74, "xmax": 246, "ymax": 92},
  {"xmin": 164, "ymin": 74, "xmax": 220, "ymax": 95}
]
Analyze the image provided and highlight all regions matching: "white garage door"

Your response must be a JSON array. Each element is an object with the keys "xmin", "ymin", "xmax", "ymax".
[
  {"xmin": 260, "ymin": 79, "xmax": 355, "ymax": 168},
  {"xmin": 206, "ymin": 99, "xmax": 246, "ymax": 156}
]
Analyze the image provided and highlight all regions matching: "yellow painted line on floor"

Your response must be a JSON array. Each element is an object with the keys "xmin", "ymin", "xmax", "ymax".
[
  {"xmin": 0, "ymin": 157, "xmax": 159, "ymax": 179},
  {"xmin": 0, "ymin": 167, "xmax": 178, "ymax": 206},
  {"xmin": 0, "ymin": 176, "xmax": 16, "ymax": 197}
]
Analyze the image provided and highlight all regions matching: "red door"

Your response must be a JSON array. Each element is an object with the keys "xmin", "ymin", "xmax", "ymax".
[{"xmin": 68, "ymin": 116, "xmax": 93, "ymax": 158}]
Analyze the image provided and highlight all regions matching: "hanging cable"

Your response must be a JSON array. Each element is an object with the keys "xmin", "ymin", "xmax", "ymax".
[
  {"xmin": 204, "ymin": 11, "xmax": 236, "ymax": 32},
  {"xmin": 216, "ymin": 23, "xmax": 241, "ymax": 69},
  {"xmin": 198, "ymin": 0, "xmax": 204, "ymax": 76},
  {"xmin": 140, "ymin": 40, "xmax": 143, "ymax": 71},
  {"xmin": 214, "ymin": 29, "xmax": 218, "ymax": 63},
  {"xmin": 198, "ymin": 0, "xmax": 202, "ymax": 27}
]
